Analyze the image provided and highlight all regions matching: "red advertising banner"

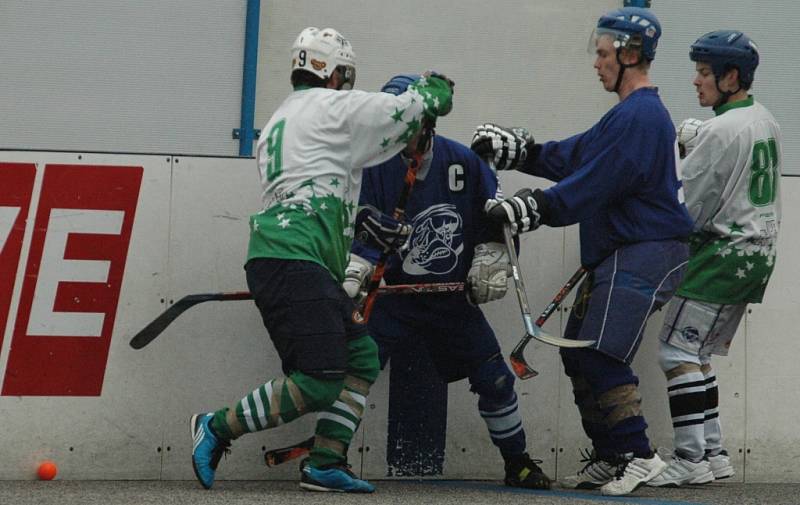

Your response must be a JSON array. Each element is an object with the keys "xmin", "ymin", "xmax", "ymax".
[
  {"xmin": 0, "ymin": 163, "xmax": 37, "ymax": 354},
  {"xmin": 2, "ymin": 164, "xmax": 142, "ymax": 396}
]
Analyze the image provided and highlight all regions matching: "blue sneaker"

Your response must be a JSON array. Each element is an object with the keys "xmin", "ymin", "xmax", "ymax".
[
  {"xmin": 299, "ymin": 459, "xmax": 375, "ymax": 493},
  {"xmin": 190, "ymin": 413, "xmax": 230, "ymax": 489}
]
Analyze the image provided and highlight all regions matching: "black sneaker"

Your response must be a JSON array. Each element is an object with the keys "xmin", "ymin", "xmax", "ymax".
[{"xmin": 504, "ymin": 453, "xmax": 552, "ymax": 489}]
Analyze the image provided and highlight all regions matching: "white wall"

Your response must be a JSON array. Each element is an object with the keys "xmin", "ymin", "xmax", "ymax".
[
  {"xmin": 0, "ymin": 0, "xmax": 245, "ymax": 155},
  {"xmin": 0, "ymin": 151, "xmax": 798, "ymax": 482},
  {"xmin": 1, "ymin": 0, "xmax": 799, "ymax": 482}
]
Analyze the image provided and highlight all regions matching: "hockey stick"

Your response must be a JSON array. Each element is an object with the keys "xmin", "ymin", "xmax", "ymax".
[
  {"xmin": 359, "ymin": 120, "xmax": 433, "ymax": 322},
  {"xmin": 503, "ymin": 225, "xmax": 595, "ymax": 379},
  {"xmin": 129, "ymin": 291, "xmax": 252, "ymax": 349},
  {"xmin": 264, "ymin": 435, "xmax": 315, "ymax": 467},
  {"xmin": 128, "ymin": 282, "xmax": 463, "ymax": 350}
]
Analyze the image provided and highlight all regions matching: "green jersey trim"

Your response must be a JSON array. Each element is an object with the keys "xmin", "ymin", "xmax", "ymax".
[
  {"xmin": 676, "ymin": 232, "xmax": 775, "ymax": 304},
  {"xmin": 246, "ymin": 195, "xmax": 354, "ymax": 282},
  {"xmin": 714, "ymin": 95, "xmax": 754, "ymax": 116}
]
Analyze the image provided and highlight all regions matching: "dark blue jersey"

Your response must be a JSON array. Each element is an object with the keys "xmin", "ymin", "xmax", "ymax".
[
  {"xmin": 521, "ymin": 87, "xmax": 693, "ymax": 267},
  {"xmin": 353, "ymin": 135, "xmax": 500, "ymax": 319}
]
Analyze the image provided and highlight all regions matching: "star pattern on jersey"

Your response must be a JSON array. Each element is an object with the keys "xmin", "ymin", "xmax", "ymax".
[
  {"xmin": 330, "ymin": 177, "xmax": 340, "ymax": 187},
  {"xmin": 381, "ymin": 137, "xmax": 391, "ymax": 148},
  {"xmin": 391, "ymin": 107, "xmax": 405, "ymax": 123},
  {"xmin": 405, "ymin": 117, "xmax": 421, "ymax": 136},
  {"xmin": 396, "ymin": 127, "xmax": 415, "ymax": 145},
  {"xmin": 729, "ymin": 222, "xmax": 744, "ymax": 235}
]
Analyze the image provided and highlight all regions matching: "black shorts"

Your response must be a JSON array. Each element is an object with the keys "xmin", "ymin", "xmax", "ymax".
[{"xmin": 245, "ymin": 258, "xmax": 368, "ymax": 379}]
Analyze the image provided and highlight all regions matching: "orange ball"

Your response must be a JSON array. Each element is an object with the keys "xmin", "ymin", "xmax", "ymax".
[{"xmin": 37, "ymin": 461, "xmax": 57, "ymax": 480}]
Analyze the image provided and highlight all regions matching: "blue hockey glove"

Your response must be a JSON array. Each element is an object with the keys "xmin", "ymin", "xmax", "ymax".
[{"xmin": 355, "ymin": 205, "xmax": 412, "ymax": 254}]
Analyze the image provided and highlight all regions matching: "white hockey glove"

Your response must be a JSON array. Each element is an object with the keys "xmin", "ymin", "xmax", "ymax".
[
  {"xmin": 355, "ymin": 205, "xmax": 413, "ymax": 254},
  {"xmin": 485, "ymin": 188, "xmax": 545, "ymax": 235},
  {"xmin": 470, "ymin": 123, "xmax": 535, "ymax": 171},
  {"xmin": 677, "ymin": 118, "xmax": 703, "ymax": 159},
  {"xmin": 342, "ymin": 254, "xmax": 374, "ymax": 300},
  {"xmin": 467, "ymin": 242, "xmax": 511, "ymax": 304}
]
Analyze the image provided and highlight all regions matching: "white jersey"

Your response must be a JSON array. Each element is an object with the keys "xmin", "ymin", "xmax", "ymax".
[
  {"xmin": 677, "ymin": 97, "xmax": 781, "ymax": 304},
  {"xmin": 247, "ymin": 78, "xmax": 450, "ymax": 281}
]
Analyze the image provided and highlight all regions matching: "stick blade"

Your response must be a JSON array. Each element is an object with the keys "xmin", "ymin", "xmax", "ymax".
[
  {"xmin": 129, "ymin": 292, "xmax": 253, "ymax": 350},
  {"xmin": 264, "ymin": 436, "xmax": 314, "ymax": 467},
  {"xmin": 533, "ymin": 331, "xmax": 595, "ymax": 348},
  {"xmin": 129, "ymin": 298, "xmax": 198, "ymax": 349},
  {"xmin": 509, "ymin": 355, "xmax": 538, "ymax": 379}
]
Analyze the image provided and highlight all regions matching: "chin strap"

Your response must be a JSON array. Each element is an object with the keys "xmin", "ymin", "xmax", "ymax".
[
  {"xmin": 612, "ymin": 46, "xmax": 645, "ymax": 94},
  {"xmin": 712, "ymin": 76, "xmax": 741, "ymax": 109}
]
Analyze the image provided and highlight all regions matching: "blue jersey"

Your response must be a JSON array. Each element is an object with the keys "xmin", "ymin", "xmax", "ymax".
[
  {"xmin": 521, "ymin": 87, "xmax": 693, "ymax": 267},
  {"xmin": 353, "ymin": 135, "xmax": 500, "ymax": 322}
]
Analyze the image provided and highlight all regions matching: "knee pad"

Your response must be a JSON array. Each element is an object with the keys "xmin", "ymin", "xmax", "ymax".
[
  {"xmin": 289, "ymin": 371, "xmax": 344, "ymax": 411},
  {"xmin": 470, "ymin": 353, "xmax": 515, "ymax": 401},
  {"xmin": 658, "ymin": 339, "xmax": 701, "ymax": 373},
  {"xmin": 571, "ymin": 376, "xmax": 604, "ymax": 424},
  {"xmin": 597, "ymin": 383, "xmax": 642, "ymax": 428},
  {"xmin": 346, "ymin": 334, "xmax": 380, "ymax": 384}
]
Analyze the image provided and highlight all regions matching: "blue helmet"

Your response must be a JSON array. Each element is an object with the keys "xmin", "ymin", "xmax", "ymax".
[
  {"xmin": 380, "ymin": 74, "xmax": 420, "ymax": 95},
  {"xmin": 596, "ymin": 7, "xmax": 661, "ymax": 61},
  {"xmin": 690, "ymin": 30, "xmax": 759, "ymax": 88}
]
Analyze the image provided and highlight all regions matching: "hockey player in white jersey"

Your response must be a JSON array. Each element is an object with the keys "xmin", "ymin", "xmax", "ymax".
[
  {"xmin": 188, "ymin": 27, "xmax": 453, "ymax": 493},
  {"xmin": 649, "ymin": 30, "xmax": 781, "ymax": 488}
]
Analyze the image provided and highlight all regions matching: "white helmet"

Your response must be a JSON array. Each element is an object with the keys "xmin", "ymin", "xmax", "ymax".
[{"xmin": 291, "ymin": 27, "xmax": 356, "ymax": 89}]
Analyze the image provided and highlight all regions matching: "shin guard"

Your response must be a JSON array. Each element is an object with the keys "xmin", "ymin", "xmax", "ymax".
[{"xmin": 311, "ymin": 335, "xmax": 379, "ymax": 466}]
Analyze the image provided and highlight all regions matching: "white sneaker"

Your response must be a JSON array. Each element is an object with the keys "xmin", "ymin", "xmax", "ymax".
[
  {"xmin": 600, "ymin": 453, "xmax": 667, "ymax": 496},
  {"xmin": 560, "ymin": 452, "xmax": 616, "ymax": 489},
  {"xmin": 647, "ymin": 454, "xmax": 714, "ymax": 487},
  {"xmin": 707, "ymin": 451, "xmax": 735, "ymax": 480}
]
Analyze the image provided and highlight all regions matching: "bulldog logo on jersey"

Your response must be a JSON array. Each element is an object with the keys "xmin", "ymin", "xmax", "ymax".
[
  {"xmin": 401, "ymin": 204, "xmax": 463, "ymax": 275},
  {"xmin": 680, "ymin": 326, "xmax": 700, "ymax": 343}
]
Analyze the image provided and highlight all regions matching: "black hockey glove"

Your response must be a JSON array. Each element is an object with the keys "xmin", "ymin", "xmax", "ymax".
[
  {"xmin": 471, "ymin": 123, "xmax": 536, "ymax": 171},
  {"xmin": 485, "ymin": 188, "xmax": 547, "ymax": 235}
]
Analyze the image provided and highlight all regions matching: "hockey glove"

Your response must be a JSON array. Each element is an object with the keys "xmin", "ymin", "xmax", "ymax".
[
  {"xmin": 485, "ymin": 188, "xmax": 546, "ymax": 235},
  {"xmin": 355, "ymin": 205, "xmax": 412, "ymax": 254},
  {"xmin": 471, "ymin": 123, "xmax": 535, "ymax": 171},
  {"xmin": 677, "ymin": 118, "xmax": 703, "ymax": 159},
  {"xmin": 342, "ymin": 254, "xmax": 374, "ymax": 300},
  {"xmin": 467, "ymin": 242, "xmax": 511, "ymax": 304},
  {"xmin": 414, "ymin": 72, "xmax": 454, "ymax": 119}
]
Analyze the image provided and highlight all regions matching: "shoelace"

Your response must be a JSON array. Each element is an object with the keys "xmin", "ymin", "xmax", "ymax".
[
  {"xmin": 576, "ymin": 448, "xmax": 602, "ymax": 474},
  {"xmin": 210, "ymin": 439, "xmax": 232, "ymax": 468},
  {"xmin": 613, "ymin": 460, "xmax": 629, "ymax": 479}
]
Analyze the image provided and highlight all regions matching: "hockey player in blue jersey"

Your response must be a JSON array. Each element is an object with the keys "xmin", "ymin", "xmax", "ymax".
[
  {"xmin": 342, "ymin": 74, "xmax": 552, "ymax": 489},
  {"xmin": 471, "ymin": 7, "xmax": 693, "ymax": 496}
]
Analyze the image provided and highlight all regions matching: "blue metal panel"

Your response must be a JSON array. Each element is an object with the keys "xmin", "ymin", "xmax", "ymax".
[{"xmin": 237, "ymin": 0, "xmax": 260, "ymax": 156}]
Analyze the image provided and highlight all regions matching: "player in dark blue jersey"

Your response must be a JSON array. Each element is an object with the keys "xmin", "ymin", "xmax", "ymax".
[
  {"xmin": 342, "ymin": 74, "xmax": 551, "ymax": 490},
  {"xmin": 471, "ymin": 7, "xmax": 693, "ymax": 496}
]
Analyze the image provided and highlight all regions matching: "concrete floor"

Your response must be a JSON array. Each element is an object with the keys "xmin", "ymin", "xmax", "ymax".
[{"xmin": 2, "ymin": 480, "xmax": 798, "ymax": 505}]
